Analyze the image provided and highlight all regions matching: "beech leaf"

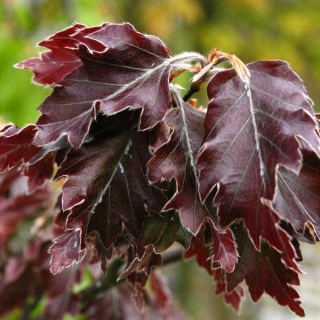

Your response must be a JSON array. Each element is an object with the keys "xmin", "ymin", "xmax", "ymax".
[
  {"xmin": 0, "ymin": 124, "xmax": 39, "ymax": 172},
  {"xmin": 21, "ymin": 23, "xmax": 173, "ymax": 148},
  {"xmin": 148, "ymin": 97, "xmax": 207, "ymax": 233},
  {"xmin": 148, "ymin": 94, "xmax": 238, "ymax": 271},
  {"xmin": 53, "ymin": 110, "xmax": 167, "ymax": 270},
  {"xmin": 118, "ymin": 245, "xmax": 162, "ymax": 280},
  {"xmin": 197, "ymin": 60, "xmax": 320, "ymax": 249},
  {"xmin": 227, "ymin": 222, "xmax": 305, "ymax": 317},
  {"xmin": 49, "ymin": 229, "xmax": 86, "ymax": 274},
  {"xmin": 8, "ymin": 20, "xmax": 320, "ymax": 318},
  {"xmin": 15, "ymin": 23, "xmax": 106, "ymax": 85},
  {"xmin": 207, "ymin": 219, "xmax": 238, "ymax": 273},
  {"xmin": 24, "ymin": 151, "xmax": 56, "ymax": 193},
  {"xmin": 213, "ymin": 268, "xmax": 245, "ymax": 313},
  {"xmin": 185, "ymin": 220, "xmax": 238, "ymax": 274},
  {"xmin": 272, "ymin": 143, "xmax": 320, "ymax": 239}
]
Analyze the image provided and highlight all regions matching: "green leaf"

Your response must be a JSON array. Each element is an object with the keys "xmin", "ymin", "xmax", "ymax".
[{"xmin": 139, "ymin": 210, "xmax": 192, "ymax": 252}]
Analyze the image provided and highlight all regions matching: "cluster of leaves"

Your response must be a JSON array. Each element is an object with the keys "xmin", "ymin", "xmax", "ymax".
[{"xmin": 1, "ymin": 22, "xmax": 320, "ymax": 318}]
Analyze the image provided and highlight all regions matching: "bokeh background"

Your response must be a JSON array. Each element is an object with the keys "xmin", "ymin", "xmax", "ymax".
[{"xmin": 1, "ymin": 1, "xmax": 320, "ymax": 319}]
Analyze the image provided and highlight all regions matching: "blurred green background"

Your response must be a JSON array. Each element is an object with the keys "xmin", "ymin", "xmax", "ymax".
[
  {"xmin": 1, "ymin": 1, "xmax": 320, "ymax": 319},
  {"xmin": 1, "ymin": 0, "xmax": 320, "ymax": 127}
]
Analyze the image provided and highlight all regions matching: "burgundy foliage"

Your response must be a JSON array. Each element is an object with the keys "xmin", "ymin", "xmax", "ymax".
[{"xmin": 1, "ymin": 22, "xmax": 320, "ymax": 318}]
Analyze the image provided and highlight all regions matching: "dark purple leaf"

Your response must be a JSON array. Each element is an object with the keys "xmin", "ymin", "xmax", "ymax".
[
  {"xmin": 185, "ymin": 222, "xmax": 241, "ymax": 311},
  {"xmin": 0, "ymin": 124, "xmax": 39, "ymax": 172},
  {"xmin": 52, "ymin": 110, "xmax": 167, "ymax": 271},
  {"xmin": 119, "ymin": 245, "xmax": 162, "ymax": 280},
  {"xmin": 272, "ymin": 143, "xmax": 320, "ymax": 240},
  {"xmin": 148, "ymin": 98, "xmax": 207, "ymax": 233},
  {"xmin": 24, "ymin": 151, "xmax": 56, "ymax": 193},
  {"xmin": 213, "ymin": 268, "xmax": 244, "ymax": 313},
  {"xmin": 148, "ymin": 96, "xmax": 238, "ymax": 271},
  {"xmin": 227, "ymin": 222, "xmax": 305, "ymax": 317},
  {"xmin": 9, "ymin": 20, "xmax": 320, "ymax": 318},
  {"xmin": 35, "ymin": 99, "xmax": 98, "ymax": 149},
  {"xmin": 86, "ymin": 196, "xmax": 123, "ymax": 254},
  {"xmin": 49, "ymin": 229, "xmax": 86, "ymax": 274},
  {"xmin": 0, "ymin": 257, "xmax": 42, "ymax": 317},
  {"xmin": 184, "ymin": 223, "xmax": 214, "ymax": 275},
  {"xmin": 197, "ymin": 60, "xmax": 320, "ymax": 251},
  {"xmin": 22, "ymin": 23, "xmax": 173, "ymax": 148},
  {"xmin": 185, "ymin": 220, "xmax": 238, "ymax": 274},
  {"xmin": 207, "ymin": 219, "xmax": 238, "ymax": 273},
  {"xmin": 15, "ymin": 23, "xmax": 106, "ymax": 85}
]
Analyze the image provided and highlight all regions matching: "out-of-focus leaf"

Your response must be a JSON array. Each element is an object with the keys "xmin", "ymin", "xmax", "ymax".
[
  {"xmin": 38, "ymin": 244, "xmax": 81, "ymax": 319},
  {"xmin": 81, "ymin": 280, "xmax": 187, "ymax": 320},
  {"xmin": 0, "ymin": 257, "xmax": 42, "ymax": 317},
  {"xmin": 0, "ymin": 168, "xmax": 52, "ymax": 246},
  {"xmin": 0, "ymin": 239, "xmax": 81, "ymax": 319},
  {"xmin": 0, "ymin": 186, "xmax": 51, "ymax": 246},
  {"xmin": 197, "ymin": 60, "xmax": 320, "ymax": 251}
]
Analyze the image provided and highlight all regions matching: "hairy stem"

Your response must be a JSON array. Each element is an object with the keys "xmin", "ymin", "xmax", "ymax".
[{"xmin": 183, "ymin": 85, "xmax": 200, "ymax": 102}]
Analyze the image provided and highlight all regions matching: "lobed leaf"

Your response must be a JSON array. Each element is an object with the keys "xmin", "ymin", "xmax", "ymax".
[
  {"xmin": 148, "ymin": 94, "xmax": 238, "ymax": 272},
  {"xmin": 272, "ymin": 143, "xmax": 320, "ymax": 240},
  {"xmin": 52, "ymin": 110, "xmax": 167, "ymax": 270},
  {"xmin": 9, "ymin": 20, "xmax": 320, "ymax": 317},
  {"xmin": 24, "ymin": 151, "xmax": 56, "ymax": 193},
  {"xmin": 207, "ymin": 219, "xmax": 238, "ymax": 273},
  {"xmin": 26, "ymin": 23, "xmax": 173, "ymax": 148},
  {"xmin": 49, "ymin": 229, "xmax": 86, "ymax": 274},
  {"xmin": 213, "ymin": 268, "xmax": 245, "ymax": 313},
  {"xmin": 184, "ymin": 223, "xmax": 214, "ymax": 274},
  {"xmin": 0, "ymin": 124, "xmax": 40, "ymax": 172},
  {"xmin": 185, "ymin": 220, "xmax": 238, "ymax": 274},
  {"xmin": 118, "ymin": 245, "xmax": 162, "ymax": 280},
  {"xmin": 197, "ymin": 60, "xmax": 320, "ymax": 250},
  {"xmin": 15, "ymin": 23, "xmax": 107, "ymax": 85},
  {"xmin": 185, "ymin": 223, "xmax": 241, "ymax": 311},
  {"xmin": 148, "ymin": 98, "xmax": 207, "ymax": 233},
  {"xmin": 227, "ymin": 222, "xmax": 305, "ymax": 317}
]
